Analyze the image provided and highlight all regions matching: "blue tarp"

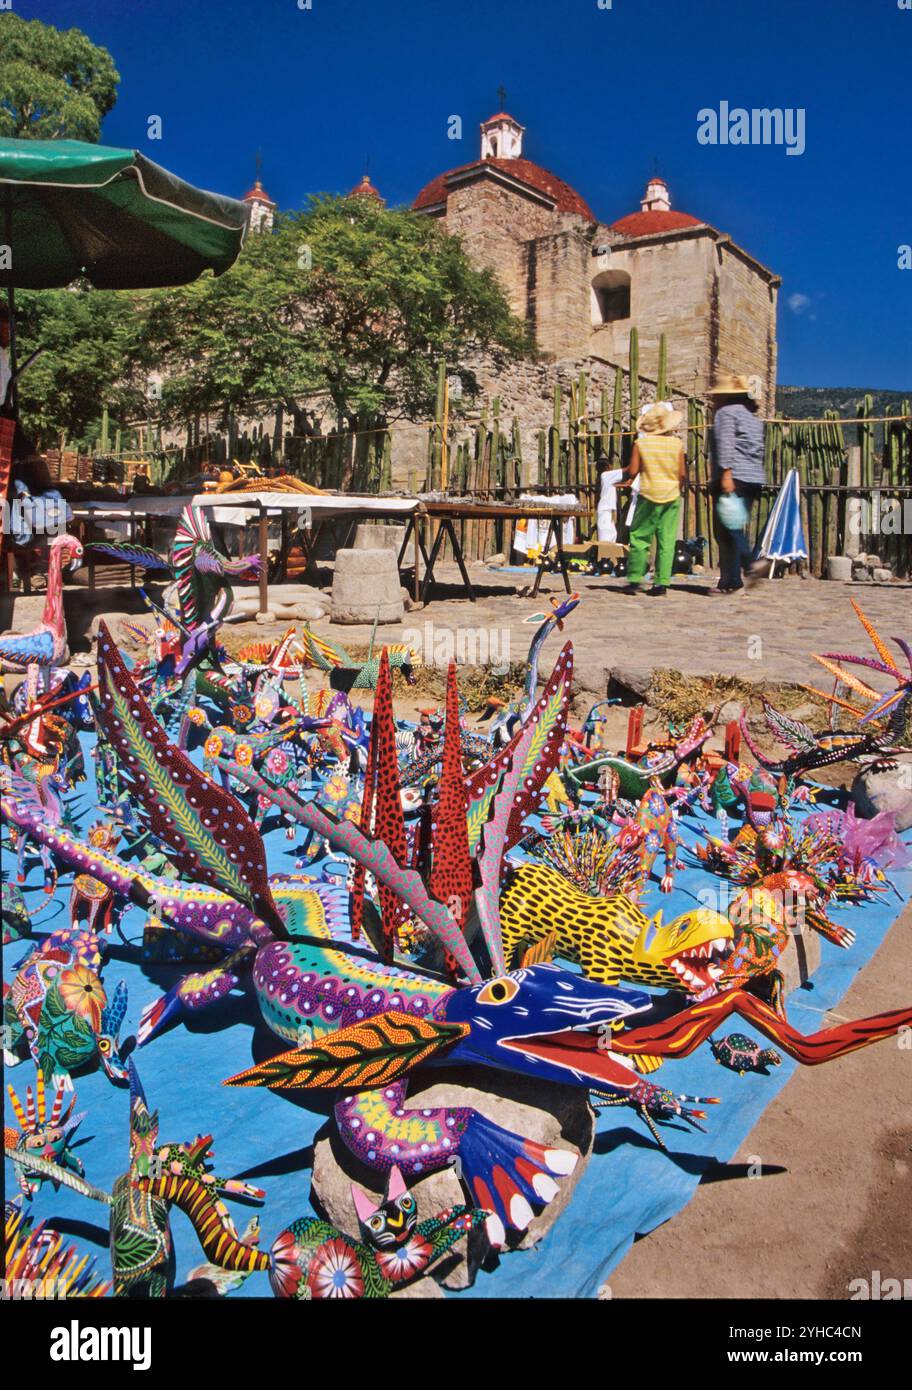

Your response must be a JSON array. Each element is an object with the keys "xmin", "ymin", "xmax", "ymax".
[{"xmin": 4, "ymin": 731, "xmax": 910, "ymax": 1297}]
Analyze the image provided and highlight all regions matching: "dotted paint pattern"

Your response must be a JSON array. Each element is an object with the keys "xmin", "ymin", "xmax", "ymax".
[{"xmin": 94, "ymin": 621, "xmax": 280, "ymax": 932}]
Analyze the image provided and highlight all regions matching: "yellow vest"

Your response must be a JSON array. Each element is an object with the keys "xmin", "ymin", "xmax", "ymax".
[{"xmin": 637, "ymin": 434, "xmax": 682, "ymax": 504}]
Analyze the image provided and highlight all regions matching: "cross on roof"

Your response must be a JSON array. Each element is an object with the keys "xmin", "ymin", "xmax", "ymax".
[{"xmin": 497, "ymin": 86, "xmax": 507, "ymax": 109}]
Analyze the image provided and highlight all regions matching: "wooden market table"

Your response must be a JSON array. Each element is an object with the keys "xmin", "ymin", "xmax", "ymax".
[
  {"xmin": 189, "ymin": 492, "xmax": 424, "ymax": 613},
  {"xmin": 399, "ymin": 498, "xmax": 582, "ymax": 603},
  {"xmin": 69, "ymin": 491, "xmax": 581, "ymax": 609}
]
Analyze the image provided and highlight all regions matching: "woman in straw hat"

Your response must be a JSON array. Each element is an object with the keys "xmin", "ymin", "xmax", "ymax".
[
  {"xmin": 708, "ymin": 372, "xmax": 767, "ymax": 594},
  {"xmin": 621, "ymin": 400, "xmax": 686, "ymax": 596}
]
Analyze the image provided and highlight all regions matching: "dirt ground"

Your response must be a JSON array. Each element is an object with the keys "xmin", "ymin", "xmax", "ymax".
[{"xmin": 605, "ymin": 900, "xmax": 912, "ymax": 1301}]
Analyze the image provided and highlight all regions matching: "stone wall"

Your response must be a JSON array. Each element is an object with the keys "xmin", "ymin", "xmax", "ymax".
[
  {"xmin": 443, "ymin": 179, "xmax": 558, "ymax": 320},
  {"xmin": 387, "ymin": 350, "xmax": 692, "ymax": 487},
  {"xmin": 716, "ymin": 242, "xmax": 779, "ymax": 412},
  {"xmin": 590, "ymin": 233, "xmax": 717, "ymax": 394},
  {"xmin": 524, "ymin": 227, "xmax": 596, "ymax": 359}
]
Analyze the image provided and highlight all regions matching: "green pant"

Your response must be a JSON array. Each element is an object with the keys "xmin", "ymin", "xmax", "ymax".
[{"xmin": 626, "ymin": 497, "xmax": 680, "ymax": 587}]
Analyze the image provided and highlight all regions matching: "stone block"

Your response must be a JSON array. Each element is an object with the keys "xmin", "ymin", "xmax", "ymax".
[
  {"xmin": 826, "ymin": 555, "xmax": 852, "ymax": 582},
  {"xmin": 353, "ymin": 523, "xmax": 406, "ymax": 553},
  {"xmin": 331, "ymin": 547, "xmax": 404, "ymax": 624}
]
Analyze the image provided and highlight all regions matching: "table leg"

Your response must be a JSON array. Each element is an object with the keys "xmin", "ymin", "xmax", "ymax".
[
  {"xmin": 414, "ymin": 518, "xmax": 420, "ymax": 604},
  {"xmin": 396, "ymin": 517, "xmax": 414, "ymax": 569},
  {"xmin": 446, "ymin": 519, "xmax": 476, "ymax": 602},
  {"xmin": 553, "ymin": 522, "xmax": 572, "ymax": 594},
  {"xmin": 419, "ymin": 520, "xmax": 447, "ymax": 606},
  {"xmin": 531, "ymin": 520, "xmax": 556, "ymax": 598}
]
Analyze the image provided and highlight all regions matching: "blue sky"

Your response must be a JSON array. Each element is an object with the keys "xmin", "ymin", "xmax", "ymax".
[{"xmin": 23, "ymin": 0, "xmax": 912, "ymax": 389}]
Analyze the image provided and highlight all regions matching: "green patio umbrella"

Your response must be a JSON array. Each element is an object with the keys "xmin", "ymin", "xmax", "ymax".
[{"xmin": 0, "ymin": 137, "xmax": 248, "ymax": 290}]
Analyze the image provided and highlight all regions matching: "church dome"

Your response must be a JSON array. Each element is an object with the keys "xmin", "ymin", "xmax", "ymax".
[
  {"xmin": 611, "ymin": 208, "xmax": 702, "ymax": 237},
  {"xmin": 243, "ymin": 179, "xmax": 275, "ymax": 206},
  {"xmin": 414, "ymin": 155, "xmax": 595, "ymax": 222},
  {"xmin": 348, "ymin": 174, "xmax": 383, "ymax": 201},
  {"xmin": 414, "ymin": 112, "xmax": 596, "ymax": 222},
  {"xmin": 611, "ymin": 176, "xmax": 702, "ymax": 237}
]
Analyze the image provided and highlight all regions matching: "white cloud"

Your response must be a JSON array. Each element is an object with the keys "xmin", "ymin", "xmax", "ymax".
[{"xmin": 787, "ymin": 292, "xmax": 811, "ymax": 314}]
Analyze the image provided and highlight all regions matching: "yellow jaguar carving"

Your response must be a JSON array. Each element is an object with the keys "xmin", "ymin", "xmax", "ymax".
[{"xmin": 500, "ymin": 864, "xmax": 733, "ymax": 998}]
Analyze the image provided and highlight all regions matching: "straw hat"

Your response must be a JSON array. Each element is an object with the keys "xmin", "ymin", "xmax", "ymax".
[
  {"xmin": 636, "ymin": 400, "xmax": 684, "ymax": 435},
  {"xmin": 708, "ymin": 372, "xmax": 764, "ymax": 405}
]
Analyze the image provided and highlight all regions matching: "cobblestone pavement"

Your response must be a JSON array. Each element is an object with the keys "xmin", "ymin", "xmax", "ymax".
[{"xmin": 304, "ymin": 565, "xmax": 912, "ymax": 697}]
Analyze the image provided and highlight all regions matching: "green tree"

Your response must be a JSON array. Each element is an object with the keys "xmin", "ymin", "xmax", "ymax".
[
  {"xmin": 0, "ymin": 14, "xmax": 119, "ymax": 141},
  {"xmin": 140, "ymin": 195, "xmax": 531, "ymax": 436},
  {"xmin": 16, "ymin": 285, "xmax": 145, "ymax": 448}
]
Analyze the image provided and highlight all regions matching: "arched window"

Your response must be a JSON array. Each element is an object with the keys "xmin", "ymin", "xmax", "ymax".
[
  {"xmin": 591, "ymin": 269, "xmax": 631, "ymax": 325},
  {"xmin": 489, "ymin": 137, "xmax": 498, "ymax": 157}
]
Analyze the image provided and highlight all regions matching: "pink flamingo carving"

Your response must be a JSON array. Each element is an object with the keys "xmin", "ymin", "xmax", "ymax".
[{"xmin": 0, "ymin": 533, "xmax": 84, "ymax": 697}]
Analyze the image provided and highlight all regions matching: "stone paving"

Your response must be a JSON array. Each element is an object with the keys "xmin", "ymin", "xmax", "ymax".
[
  {"xmin": 301, "ymin": 563, "xmax": 912, "ymax": 699},
  {"xmin": 4, "ymin": 564, "xmax": 907, "ymax": 703}
]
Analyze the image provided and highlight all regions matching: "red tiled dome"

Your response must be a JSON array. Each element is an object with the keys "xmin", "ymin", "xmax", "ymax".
[
  {"xmin": 349, "ymin": 174, "xmax": 383, "ymax": 200},
  {"xmin": 611, "ymin": 208, "xmax": 702, "ymax": 237},
  {"xmin": 243, "ymin": 181, "xmax": 275, "ymax": 205},
  {"xmin": 414, "ymin": 156, "xmax": 596, "ymax": 223}
]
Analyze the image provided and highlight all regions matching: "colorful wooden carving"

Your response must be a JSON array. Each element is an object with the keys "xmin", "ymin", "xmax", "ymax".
[{"xmin": 3, "ymin": 926, "xmax": 129, "ymax": 1090}]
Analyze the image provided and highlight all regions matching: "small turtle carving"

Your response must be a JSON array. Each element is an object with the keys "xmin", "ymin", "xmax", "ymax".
[{"xmin": 710, "ymin": 1033, "xmax": 782, "ymax": 1076}]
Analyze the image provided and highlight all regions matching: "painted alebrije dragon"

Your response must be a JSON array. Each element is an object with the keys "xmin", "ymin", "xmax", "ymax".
[
  {"xmin": 562, "ymin": 710, "xmax": 717, "ymax": 804},
  {"xmin": 499, "ymin": 863, "xmax": 733, "ymax": 999},
  {"xmin": 4, "ymin": 1203, "xmax": 111, "ymax": 1299},
  {"xmin": 737, "ymin": 605, "xmax": 912, "ymax": 778},
  {"xmin": 476, "ymin": 592, "xmax": 580, "ymax": 744},
  {"xmin": 0, "ymin": 533, "xmax": 84, "ymax": 696},
  {"xmin": 7, "ymin": 1060, "xmax": 265, "ymax": 1297},
  {"xmin": 5, "ymin": 1069, "xmax": 86, "ymax": 1198},
  {"xmin": 223, "ymin": 655, "xmax": 912, "ymax": 1236},
  {"xmin": 807, "ymin": 600, "xmax": 912, "ymax": 744},
  {"xmin": 3, "ymin": 924, "xmax": 130, "ymax": 1090},
  {"xmin": 227, "ymin": 961, "xmax": 912, "ymax": 1243},
  {"xmin": 180, "ymin": 1163, "xmax": 489, "ymax": 1298},
  {"xmin": 298, "ymin": 623, "xmax": 420, "ymax": 692},
  {"xmin": 93, "ymin": 504, "xmax": 260, "ymax": 638}
]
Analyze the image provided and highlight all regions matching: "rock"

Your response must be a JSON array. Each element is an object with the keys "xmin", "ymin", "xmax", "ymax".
[
  {"xmin": 826, "ymin": 555, "xmax": 853, "ymax": 582},
  {"xmin": 255, "ymin": 610, "xmax": 276, "ymax": 624},
  {"xmin": 331, "ymin": 548, "xmax": 404, "ymax": 625},
  {"xmin": 872, "ymin": 568, "xmax": 892, "ymax": 583},
  {"xmin": 717, "ymin": 699, "xmax": 745, "ymax": 724},
  {"xmin": 607, "ymin": 664, "xmax": 652, "ymax": 701},
  {"xmin": 851, "ymin": 757, "xmax": 912, "ymax": 831},
  {"xmin": 311, "ymin": 1066, "xmax": 595, "ymax": 1291},
  {"xmin": 488, "ymin": 553, "xmax": 507, "ymax": 567}
]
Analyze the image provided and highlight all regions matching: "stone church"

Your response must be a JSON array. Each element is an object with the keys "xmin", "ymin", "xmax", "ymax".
[
  {"xmin": 411, "ymin": 111, "xmax": 780, "ymax": 408},
  {"xmin": 240, "ymin": 111, "xmax": 780, "ymax": 474}
]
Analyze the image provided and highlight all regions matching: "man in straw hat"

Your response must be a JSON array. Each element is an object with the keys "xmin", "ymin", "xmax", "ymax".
[
  {"xmin": 707, "ymin": 371, "xmax": 767, "ymax": 594},
  {"xmin": 621, "ymin": 400, "xmax": 686, "ymax": 596}
]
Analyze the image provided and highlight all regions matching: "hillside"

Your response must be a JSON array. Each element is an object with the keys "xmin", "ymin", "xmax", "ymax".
[{"xmin": 775, "ymin": 385, "xmax": 909, "ymax": 420}]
